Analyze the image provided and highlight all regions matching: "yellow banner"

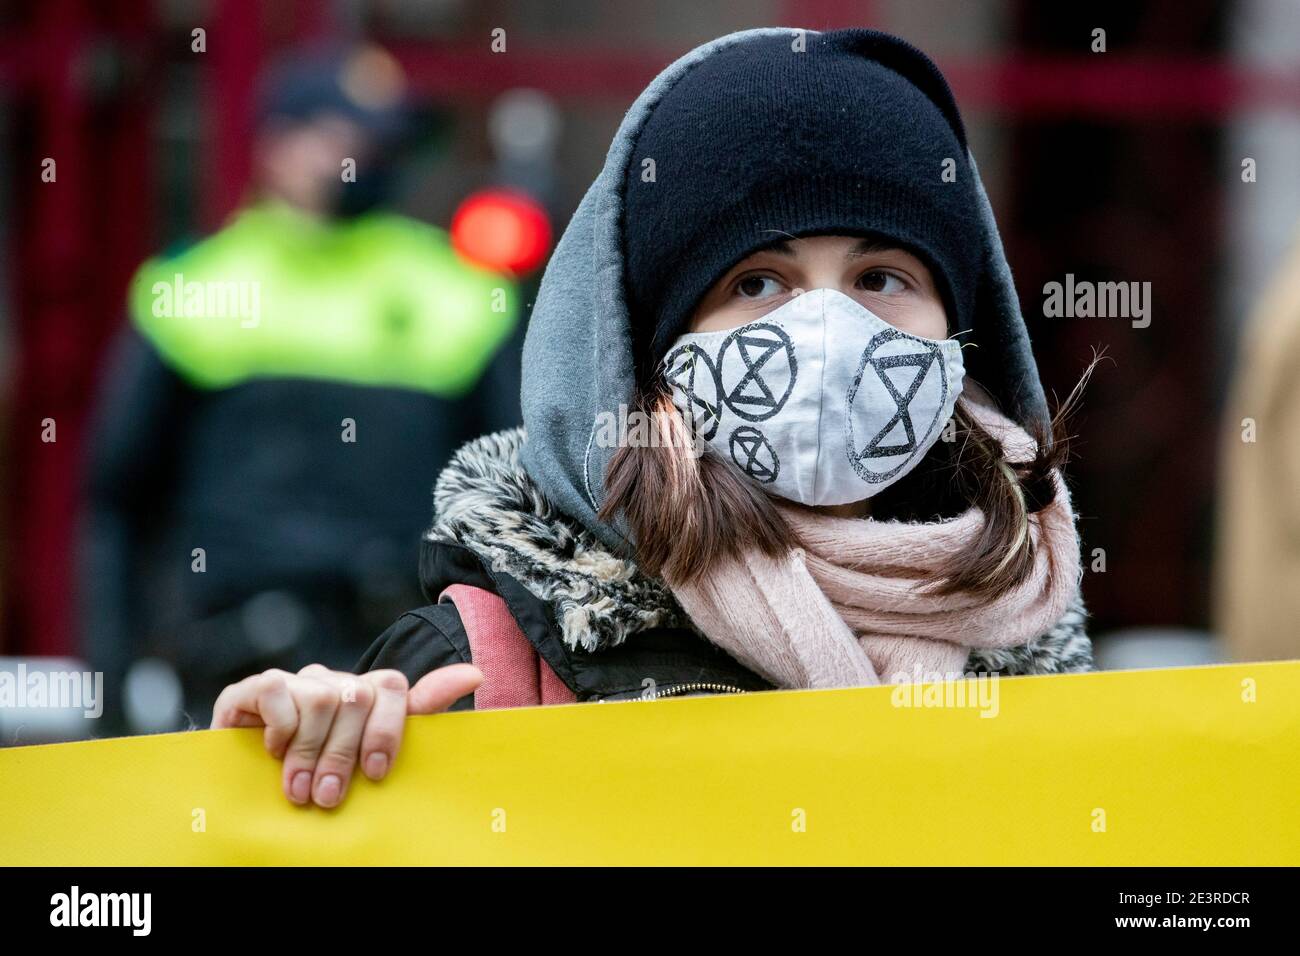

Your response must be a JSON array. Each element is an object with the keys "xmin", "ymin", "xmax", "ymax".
[{"xmin": 2, "ymin": 661, "xmax": 1297, "ymax": 865}]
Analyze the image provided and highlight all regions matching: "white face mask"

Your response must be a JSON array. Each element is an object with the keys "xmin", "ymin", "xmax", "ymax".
[{"xmin": 662, "ymin": 287, "xmax": 965, "ymax": 506}]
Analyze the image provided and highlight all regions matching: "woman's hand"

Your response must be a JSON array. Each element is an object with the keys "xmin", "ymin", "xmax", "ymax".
[{"xmin": 210, "ymin": 663, "xmax": 483, "ymax": 808}]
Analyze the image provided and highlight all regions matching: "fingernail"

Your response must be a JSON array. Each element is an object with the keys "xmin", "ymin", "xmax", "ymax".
[
  {"xmin": 315, "ymin": 774, "xmax": 342, "ymax": 808},
  {"xmin": 290, "ymin": 770, "xmax": 312, "ymax": 805},
  {"xmin": 365, "ymin": 752, "xmax": 388, "ymax": 780}
]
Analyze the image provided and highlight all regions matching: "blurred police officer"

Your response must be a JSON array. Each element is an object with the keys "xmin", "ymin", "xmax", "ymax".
[{"xmin": 80, "ymin": 46, "xmax": 520, "ymax": 733}]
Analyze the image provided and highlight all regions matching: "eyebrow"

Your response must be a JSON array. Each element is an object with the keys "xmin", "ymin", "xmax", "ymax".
[{"xmin": 845, "ymin": 238, "xmax": 898, "ymax": 257}]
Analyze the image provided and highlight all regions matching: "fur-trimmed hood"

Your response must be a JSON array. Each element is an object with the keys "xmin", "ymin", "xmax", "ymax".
[
  {"xmin": 428, "ymin": 427, "xmax": 690, "ymax": 653},
  {"xmin": 427, "ymin": 428, "xmax": 1094, "ymax": 676}
]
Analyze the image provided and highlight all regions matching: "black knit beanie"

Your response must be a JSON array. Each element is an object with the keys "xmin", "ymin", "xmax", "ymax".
[{"xmin": 622, "ymin": 29, "xmax": 986, "ymax": 374}]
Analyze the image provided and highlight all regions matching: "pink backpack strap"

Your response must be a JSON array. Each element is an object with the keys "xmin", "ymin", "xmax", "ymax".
[{"xmin": 438, "ymin": 584, "xmax": 577, "ymax": 709}]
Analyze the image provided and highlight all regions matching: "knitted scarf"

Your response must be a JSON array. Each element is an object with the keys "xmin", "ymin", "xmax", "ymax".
[{"xmin": 667, "ymin": 396, "xmax": 1082, "ymax": 688}]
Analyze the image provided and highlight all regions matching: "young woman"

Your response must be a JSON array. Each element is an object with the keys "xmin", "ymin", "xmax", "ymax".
[{"xmin": 212, "ymin": 27, "xmax": 1091, "ymax": 809}]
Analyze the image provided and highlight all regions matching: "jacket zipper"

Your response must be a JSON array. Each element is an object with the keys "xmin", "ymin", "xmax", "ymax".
[
  {"xmin": 593, "ymin": 680, "xmax": 749, "ymax": 702},
  {"xmin": 655, "ymin": 686, "xmax": 748, "ymax": 697},
  {"xmin": 645, "ymin": 681, "xmax": 749, "ymax": 699}
]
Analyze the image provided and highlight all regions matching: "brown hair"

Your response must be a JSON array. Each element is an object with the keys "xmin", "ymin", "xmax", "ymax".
[{"xmin": 600, "ymin": 366, "xmax": 1094, "ymax": 599}]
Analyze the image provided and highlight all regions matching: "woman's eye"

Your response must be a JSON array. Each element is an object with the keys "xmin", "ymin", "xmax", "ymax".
[
  {"xmin": 857, "ymin": 270, "xmax": 906, "ymax": 294},
  {"xmin": 735, "ymin": 275, "xmax": 785, "ymax": 299}
]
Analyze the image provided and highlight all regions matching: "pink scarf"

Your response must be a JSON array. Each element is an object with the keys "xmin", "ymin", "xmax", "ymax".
[{"xmin": 668, "ymin": 395, "xmax": 1082, "ymax": 688}]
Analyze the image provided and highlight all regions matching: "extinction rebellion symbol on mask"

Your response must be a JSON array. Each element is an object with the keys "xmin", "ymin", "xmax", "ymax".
[
  {"xmin": 717, "ymin": 322, "xmax": 796, "ymax": 421},
  {"xmin": 729, "ymin": 425, "xmax": 779, "ymax": 484},
  {"xmin": 664, "ymin": 343, "xmax": 723, "ymax": 440},
  {"xmin": 846, "ymin": 328, "xmax": 947, "ymax": 483}
]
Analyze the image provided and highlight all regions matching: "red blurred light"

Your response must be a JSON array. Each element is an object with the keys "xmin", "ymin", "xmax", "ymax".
[{"xmin": 451, "ymin": 189, "xmax": 552, "ymax": 276}]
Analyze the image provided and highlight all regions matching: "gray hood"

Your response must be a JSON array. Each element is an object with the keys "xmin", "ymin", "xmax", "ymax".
[{"xmin": 520, "ymin": 27, "xmax": 1048, "ymax": 554}]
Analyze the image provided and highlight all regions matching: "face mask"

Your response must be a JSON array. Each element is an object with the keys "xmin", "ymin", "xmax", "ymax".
[{"xmin": 662, "ymin": 287, "xmax": 965, "ymax": 506}]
